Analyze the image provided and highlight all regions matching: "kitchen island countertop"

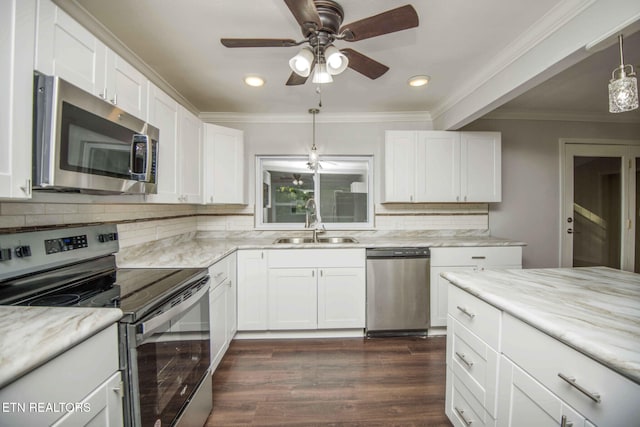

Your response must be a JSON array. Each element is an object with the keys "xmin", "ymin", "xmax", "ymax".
[
  {"xmin": 0, "ymin": 306, "xmax": 122, "ymax": 388},
  {"xmin": 441, "ymin": 266, "xmax": 640, "ymax": 385}
]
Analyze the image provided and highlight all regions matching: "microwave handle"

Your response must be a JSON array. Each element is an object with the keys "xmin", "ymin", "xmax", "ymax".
[{"xmin": 129, "ymin": 134, "xmax": 152, "ymax": 182}]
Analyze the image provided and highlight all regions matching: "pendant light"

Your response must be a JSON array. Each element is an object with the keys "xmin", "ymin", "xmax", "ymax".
[
  {"xmin": 608, "ymin": 35, "xmax": 639, "ymax": 113},
  {"xmin": 307, "ymin": 108, "xmax": 320, "ymax": 171}
]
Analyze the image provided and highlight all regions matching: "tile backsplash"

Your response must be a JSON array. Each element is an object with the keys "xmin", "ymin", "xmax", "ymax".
[{"xmin": 0, "ymin": 201, "xmax": 489, "ymax": 248}]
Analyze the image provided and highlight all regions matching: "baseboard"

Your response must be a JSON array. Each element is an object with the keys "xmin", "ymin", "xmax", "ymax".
[{"xmin": 234, "ymin": 329, "xmax": 365, "ymax": 340}]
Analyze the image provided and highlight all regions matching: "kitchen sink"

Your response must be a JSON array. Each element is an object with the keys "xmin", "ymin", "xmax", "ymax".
[
  {"xmin": 273, "ymin": 237, "xmax": 316, "ymax": 244},
  {"xmin": 317, "ymin": 237, "xmax": 358, "ymax": 244},
  {"xmin": 273, "ymin": 236, "xmax": 359, "ymax": 244}
]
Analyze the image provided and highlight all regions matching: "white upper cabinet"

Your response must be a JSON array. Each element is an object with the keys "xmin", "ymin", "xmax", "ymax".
[
  {"xmin": 461, "ymin": 132, "xmax": 501, "ymax": 202},
  {"xmin": 178, "ymin": 105, "xmax": 203, "ymax": 204},
  {"xmin": 146, "ymin": 83, "xmax": 180, "ymax": 203},
  {"xmin": 35, "ymin": 0, "xmax": 147, "ymax": 120},
  {"xmin": 416, "ymin": 131, "xmax": 461, "ymax": 202},
  {"xmin": 202, "ymin": 124, "xmax": 246, "ymax": 205},
  {"xmin": 35, "ymin": 0, "xmax": 105, "ymax": 96},
  {"xmin": 384, "ymin": 130, "xmax": 501, "ymax": 203},
  {"xmin": 0, "ymin": 0, "xmax": 36, "ymax": 199},
  {"xmin": 104, "ymin": 49, "xmax": 148, "ymax": 120},
  {"xmin": 384, "ymin": 131, "xmax": 416, "ymax": 202}
]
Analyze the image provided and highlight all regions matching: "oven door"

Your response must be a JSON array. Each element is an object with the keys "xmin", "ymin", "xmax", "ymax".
[{"xmin": 123, "ymin": 279, "xmax": 210, "ymax": 427}]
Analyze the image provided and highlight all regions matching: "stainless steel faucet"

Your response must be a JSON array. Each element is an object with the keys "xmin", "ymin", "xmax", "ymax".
[{"xmin": 304, "ymin": 198, "xmax": 325, "ymax": 242}]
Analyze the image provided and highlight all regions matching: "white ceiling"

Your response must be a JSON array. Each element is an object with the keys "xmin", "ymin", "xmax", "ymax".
[{"xmin": 68, "ymin": 0, "xmax": 639, "ymax": 122}]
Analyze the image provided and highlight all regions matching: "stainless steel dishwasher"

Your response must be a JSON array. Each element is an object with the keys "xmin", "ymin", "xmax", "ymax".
[{"xmin": 366, "ymin": 247, "xmax": 430, "ymax": 337}]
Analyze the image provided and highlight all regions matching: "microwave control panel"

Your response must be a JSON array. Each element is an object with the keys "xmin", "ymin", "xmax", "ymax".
[{"xmin": 45, "ymin": 235, "xmax": 88, "ymax": 254}]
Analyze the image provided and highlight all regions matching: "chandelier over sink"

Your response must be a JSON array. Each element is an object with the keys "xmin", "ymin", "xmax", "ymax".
[{"xmin": 608, "ymin": 34, "xmax": 639, "ymax": 113}]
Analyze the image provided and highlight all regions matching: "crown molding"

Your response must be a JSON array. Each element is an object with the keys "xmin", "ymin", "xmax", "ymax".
[
  {"xmin": 431, "ymin": 0, "xmax": 597, "ymax": 126},
  {"xmin": 483, "ymin": 108, "xmax": 640, "ymax": 124},
  {"xmin": 199, "ymin": 111, "xmax": 433, "ymax": 124},
  {"xmin": 55, "ymin": 0, "xmax": 200, "ymax": 115}
]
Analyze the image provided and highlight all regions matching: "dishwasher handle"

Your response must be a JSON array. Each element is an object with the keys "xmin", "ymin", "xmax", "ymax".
[{"xmin": 366, "ymin": 247, "xmax": 430, "ymax": 259}]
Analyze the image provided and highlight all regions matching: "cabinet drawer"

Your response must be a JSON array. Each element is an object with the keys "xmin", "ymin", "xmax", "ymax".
[
  {"xmin": 448, "ymin": 317, "xmax": 499, "ymax": 417},
  {"xmin": 502, "ymin": 314, "xmax": 640, "ymax": 427},
  {"xmin": 448, "ymin": 285, "xmax": 501, "ymax": 349},
  {"xmin": 268, "ymin": 249, "xmax": 365, "ymax": 268},
  {"xmin": 210, "ymin": 254, "xmax": 232, "ymax": 288},
  {"xmin": 432, "ymin": 247, "xmax": 522, "ymax": 267},
  {"xmin": 447, "ymin": 368, "xmax": 496, "ymax": 427}
]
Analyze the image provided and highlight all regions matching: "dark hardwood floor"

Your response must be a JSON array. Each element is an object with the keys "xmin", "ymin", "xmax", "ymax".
[{"xmin": 205, "ymin": 336, "xmax": 453, "ymax": 426}]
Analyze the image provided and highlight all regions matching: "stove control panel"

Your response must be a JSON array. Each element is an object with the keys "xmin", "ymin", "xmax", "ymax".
[{"xmin": 45, "ymin": 234, "xmax": 88, "ymax": 254}]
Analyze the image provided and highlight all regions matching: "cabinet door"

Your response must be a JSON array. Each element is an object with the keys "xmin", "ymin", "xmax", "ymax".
[
  {"xmin": 237, "ymin": 250, "xmax": 268, "ymax": 330},
  {"xmin": 52, "ymin": 371, "xmax": 123, "ymax": 427},
  {"xmin": 226, "ymin": 252, "xmax": 238, "ymax": 338},
  {"xmin": 497, "ymin": 356, "xmax": 585, "ymax": 427},
  {"xmin": 178, "ymin": 106, "xmax": 203, "ymax": 203},
  {"xmin": 35, "ymin": 0, "xmax": 107, "ymax": 96},
  {"xmin": 0, "ymin": 0, "xmax": 35, "ymax": 199},
  {"xmin": 210, "ymin": 282, "xmax": 227, "ymax": 371},
  {"xmin": 268, "ymin": 268, "xmax": 317, "ymax": 330},
  {"xmin": 384, "ymin": 131, "xmax": 416, "ymax": 202},
  {"xmin": 415, "ymin": 131, "xmax": 460, "ymax": 202},
  {"xmin": 105, "ymin": 49, "xmax": 148, "ymax": 120},
  {"xmin": 203, "ymin": 124, "xmax": 245, "ymax": 204},
  {"xmin": 147, "ymin": 83, "xmax": 179, "ymax": 203},
  {"xmin": 317, "ymin": 267, "xmax": 365, "ymax": 329},
  {"xmin": 431, "ymin": 266, "xmax": 473, "ymax": 328},
  {"xmin": 461, "ymin": 132, "xmax": 501, "ymax": 202}
]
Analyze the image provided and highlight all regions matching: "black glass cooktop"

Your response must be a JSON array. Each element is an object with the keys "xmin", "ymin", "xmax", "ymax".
[{"xmin": 0, "ymin": 255, "xmax": 207, "ymax": 323}]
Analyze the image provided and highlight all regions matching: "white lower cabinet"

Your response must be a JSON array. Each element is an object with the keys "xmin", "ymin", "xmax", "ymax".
[
  {"xmin": 268, "ymin": 268, "xmax": 317, "ymax": 330},
  {"xmin": 237, "ymin": 249, "xmax": 365, "ymax": 332},
  {"xmin": 208, "ymin": 252, "xmax": 237, "ymax": 372},
  {"xmin": 445, "ymin": 282, "xmax": 640, "ymax": 427},
  {"xmin": 431, "ymin": 246, "xmax": 522, "ymax": 328},
  {"xmin": 497, "ymin": 356, "xmax": 585, "ymax": 427},
  {"xmin": 237, "ymin": 250, "xmax": 268, "ymax": 331},
  {"xmin": 0, "ymin": 325, "xmax": 122, "ymax": 426}
]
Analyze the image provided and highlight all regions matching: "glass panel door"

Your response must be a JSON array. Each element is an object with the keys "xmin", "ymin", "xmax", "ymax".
[{"xmin": 572, "ymin": 156, "xmax": 622, "ymax": 268}]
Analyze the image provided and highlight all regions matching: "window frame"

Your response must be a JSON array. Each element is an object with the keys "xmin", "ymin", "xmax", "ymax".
[{"xmin": 255, "ymin": 155, "xmax": 374, "ymax": 230}]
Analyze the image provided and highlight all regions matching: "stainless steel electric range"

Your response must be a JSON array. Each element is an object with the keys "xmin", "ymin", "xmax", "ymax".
[{"xmin": 0, "ymin": 224, "xmax": 212, "ymax": 427}]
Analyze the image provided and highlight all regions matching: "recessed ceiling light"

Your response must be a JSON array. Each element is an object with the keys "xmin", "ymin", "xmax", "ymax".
[
  {"xmin": 408, "ymin": 75, "xmax": 430, "ymax": 87},
  {"xmin": 244, "ymin": 75, "xmax": 265, "ymax": 87}
]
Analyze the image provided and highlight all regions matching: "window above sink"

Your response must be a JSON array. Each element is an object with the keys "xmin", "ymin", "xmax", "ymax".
[{"xmin": 256, "ymin": 156, "xmax": 374, "ymax": 230}]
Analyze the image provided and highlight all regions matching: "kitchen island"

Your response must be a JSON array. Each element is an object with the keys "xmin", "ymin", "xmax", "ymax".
[{"xmin": 441, "ymin": 266, "xmax": 640, "ymax": 427}]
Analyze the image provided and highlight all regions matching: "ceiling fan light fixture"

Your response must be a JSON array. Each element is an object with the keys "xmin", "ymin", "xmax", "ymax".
[
  {"xmin": 244, "ymin": 75, "xmax": 265, "ymax": 87},
  {"xmin": 324, "ymin": 45, "xmax": 349, "ymax": 75},
  {"xmin": 312, "ymin": 62, "xmax": 333, "ymax": 84},
  {"xmin": 608, "ymin": 35, "xmax": 638, "ymax": 113},
  {"xmin": 408, "ymin": 75, "xmax": 430, "ymax": 87},
  {"xmin": 289, "ymin": 47, "xmax": 314, "ymax": 77}
]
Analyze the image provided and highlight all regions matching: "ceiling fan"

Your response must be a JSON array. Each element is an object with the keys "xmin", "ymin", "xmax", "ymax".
[{"xmin": 220, "ymin": 0, "xmax": 419, "ymax": 85}]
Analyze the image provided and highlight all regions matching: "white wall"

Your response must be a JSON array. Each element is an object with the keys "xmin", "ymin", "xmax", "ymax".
[{"xmin": 463, "ymin": 118, "xmax": 640, "ymax": 268}]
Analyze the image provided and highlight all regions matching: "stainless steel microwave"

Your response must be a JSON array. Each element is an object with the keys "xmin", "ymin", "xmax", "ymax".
[{"xmin": 32, "ymin": 73, "xmax": 158, "ymax": 195}]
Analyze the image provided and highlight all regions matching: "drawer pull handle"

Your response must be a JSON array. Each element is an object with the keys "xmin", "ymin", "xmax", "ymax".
[
  {"xmin": 560, "ymin": 415, "xmax": 574, "ymax": 427},
  {"xmin": 455, "ymin": 351, "xmax": 474, "ymax": 368},
  {"xmin": 214, "ymin": 272, "xmax": 225, "ymax": 279},
  {"xmin": 557, "ymin": 373, "xmax": 601, "ymax": 403},
  {"xmin": 471, "ymin": 256, "xmax": 486, "ymax": 260},
  {"xmin": 456, "ymin": 306, "xmax": 476, "ymax": 319},
  {"xmin": 454, "ymin": 407, "xmax": 473, "ymax": 426}
]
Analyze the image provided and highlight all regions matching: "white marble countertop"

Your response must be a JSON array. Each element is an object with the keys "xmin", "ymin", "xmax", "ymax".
[
  {"xmin": 441, "ymin": 267, "xmax": 640, "ymax": 385},
  {"xmin": 116, "ymin": 232, "xmax": 525, "ymax": 268},
  {"xmin": 0, "ymin": 306, "xmax": 122, "ymax": 388}
]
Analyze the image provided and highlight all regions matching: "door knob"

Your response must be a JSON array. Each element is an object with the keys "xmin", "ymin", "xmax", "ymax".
[{"xmin": 567, "ymin": 228, "xmax": 573, "ymax": 234}]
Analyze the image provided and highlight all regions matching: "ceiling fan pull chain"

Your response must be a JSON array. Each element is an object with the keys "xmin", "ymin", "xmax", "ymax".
[{"xmin": 316, "ymin": 86, "xmax": 323, "ymax": 107}]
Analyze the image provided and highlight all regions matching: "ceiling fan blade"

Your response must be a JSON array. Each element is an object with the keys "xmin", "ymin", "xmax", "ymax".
[
  {"xmin": 286, "ymin": 72, "xmax": 309, "ymax": 86},
  {"xmin": 341, "ymin": 49, "xmax": 389, "ymax": 79},
  {"xmin": 340, "ymin": 5, "xmax": 419, "ymax": 42},
  {"xmin": 221, "ymin": 38, "xmax": 298, "ymax": 48},
  {"xmin": 284, "ymin": 0, "xmax": 322, "ymax": 31}
]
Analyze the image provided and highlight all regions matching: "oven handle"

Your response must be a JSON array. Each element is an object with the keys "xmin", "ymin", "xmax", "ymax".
[{"xmin": 136, "ymin": 276, "xmax": 210, "ymax": 341}]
